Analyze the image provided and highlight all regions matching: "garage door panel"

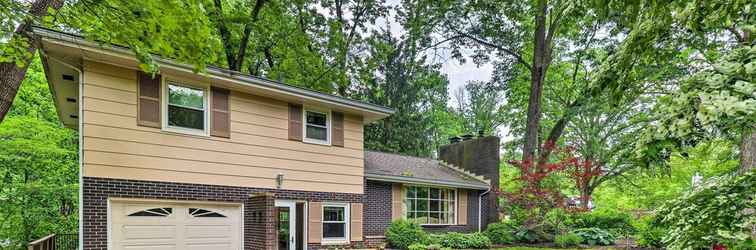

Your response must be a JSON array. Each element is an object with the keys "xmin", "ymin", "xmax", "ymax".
[
  {"xmin": 111, "ymin": 201, "xmax": 241, "ymax": 250},
  {"xmin": 186, "ymin": 243, "xmax": 232, "ymax": 250}
]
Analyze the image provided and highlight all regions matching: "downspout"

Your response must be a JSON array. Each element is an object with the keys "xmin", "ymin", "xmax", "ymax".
[
  {"xmin": 478, "ymin": 186, "xmax": 491, "ymax": 232},
  {"xmin": 45, "ymin": 53, "xmax": 83, "ymax": 250}
]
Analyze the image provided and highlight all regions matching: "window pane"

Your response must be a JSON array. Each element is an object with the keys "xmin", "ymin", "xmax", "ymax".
[
  {"xmin": 430, "ymin": 200, "xmax": 439, "ymax": 211},
  {"xmin": 306, "ymin": 125, "xmax": 327, "ymax": 141},
  {"xmin": 429, "ymin": 212, "xmax": 440, "ymax": 224},
  {"xmin": 415, "ymin": 211, "xmax": 428, "ymax": 224},
  {"xmin": 430, "ymin": 188, "xmax": 440, "ymax": 199},
  {"xmin": 168, "ymin": 105, "xmax": 204, "ymax": 130},
  {"xmin": 306, "ymin": 112, "xmax": 327, "ymax": 126},
  {"xmin": 417, "ymin": 187, "xmax": 428, "ymax": 199},
  {"xmin": 323, "ymin": 222, "xmax": 345, "ymax": 238},
  {"xmin": 323, "ymin": 207, "xmax": 344, "ymax": 222},
  {"xmin": 168, "ymin": 84, "xmax": 204, "ymax": 109},
  {"xmin": 406, "ymin": 187, "xmax": 417, "ymax": 198},
  {"xmin": 408, "ymin": 199, "xmax": 417, "ymax": 212},
  {"xmin": 416, "ymin": 199, "xmax": 428, "ymax": 211}
]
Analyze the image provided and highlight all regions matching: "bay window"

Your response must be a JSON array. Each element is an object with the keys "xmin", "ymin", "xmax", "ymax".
[{"xmin": 405, "ymin": 186, "xmax": 456, "ymax": 225}]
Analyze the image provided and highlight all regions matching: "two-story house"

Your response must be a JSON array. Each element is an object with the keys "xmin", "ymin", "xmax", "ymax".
[{"xmin": 35, "ymin": 27, "xmax": 497, "ymax": 250}]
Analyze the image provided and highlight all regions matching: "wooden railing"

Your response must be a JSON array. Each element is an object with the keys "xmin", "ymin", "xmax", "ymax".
[
  {"xmin": 27, "ymin": 233, "xmax": 78, "ymax": 250},
  {"xmin": 27, "ymin": 234, "xmax": 55, "ymax": 250}
]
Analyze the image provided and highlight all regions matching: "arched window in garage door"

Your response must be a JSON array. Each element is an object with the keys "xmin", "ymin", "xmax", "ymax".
[
  {"xmin": 128, "ymin": 208, "xmax": 173, "ymax": 217},
  {"xmin": 188, "ymin": 208, "xmax": 227, "ymax": 218}
]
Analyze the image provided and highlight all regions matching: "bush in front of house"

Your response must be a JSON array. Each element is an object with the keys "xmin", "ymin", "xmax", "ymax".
[
  {"xmin": 484, "ymin": 222, "xmax": 516, "ymax": 244},
  {"xmin": 571, "ymin": 227, "xmax": 616, "ymax": 246},
  {"xmin": 569, "ymin": 209, "xmax": 635, "ymax": 236},
  {"xmin": 554, "ymin": 232, "xmax": 582, "ymax": 248},
  {"xmin": 386, "ymin": 219, "xmax": 428, "ymax": 249},
  {"xmin": 635, "ymin": 216, "xmax": 666, "ymax": 248},
  {"xmin": 435, "ymin": 232, "xmax": 492, "ymax": 249}
]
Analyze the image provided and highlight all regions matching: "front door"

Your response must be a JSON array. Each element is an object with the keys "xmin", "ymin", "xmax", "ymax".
[{"xmin": 275, "ymin": 200, "xmax": 306, "ymax": 250}]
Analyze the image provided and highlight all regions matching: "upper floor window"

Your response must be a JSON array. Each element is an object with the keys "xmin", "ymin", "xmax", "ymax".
[
  {"xmin": 405, "ymin": 186, "xmax": 456, "ymax": 225},
  {"xmin": 304, "ymin": 109, "xmax": 330, "ymax": 144},
  {"xmin": 164, "ymin": 81, "xmax": 208, "ymax": 135}
]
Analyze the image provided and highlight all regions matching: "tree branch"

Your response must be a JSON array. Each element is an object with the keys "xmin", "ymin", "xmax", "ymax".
[{"xmin": 453, "ymin": 31, "xmax": 533, "ymax": 72}]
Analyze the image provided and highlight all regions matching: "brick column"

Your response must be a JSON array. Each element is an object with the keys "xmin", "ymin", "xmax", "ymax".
[{"xmin": 247, "ymin": 193, "xmax": 276, "ymax": 250}]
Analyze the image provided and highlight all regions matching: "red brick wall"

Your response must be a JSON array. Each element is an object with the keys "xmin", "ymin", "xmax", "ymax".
[{"xmin": 82, "ymin": 177, "xmax": 363, "ymax": 250}]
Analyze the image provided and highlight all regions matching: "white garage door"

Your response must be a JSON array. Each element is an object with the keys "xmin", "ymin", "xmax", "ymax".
[{"xmin": 110, "ymin": 200, "xmax": 242, "ymax": 250}]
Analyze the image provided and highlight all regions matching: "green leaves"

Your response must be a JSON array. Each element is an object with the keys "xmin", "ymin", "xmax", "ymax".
[{"xmin": 656, "ymin": 171, "xmax": 756, "ymax": 249}]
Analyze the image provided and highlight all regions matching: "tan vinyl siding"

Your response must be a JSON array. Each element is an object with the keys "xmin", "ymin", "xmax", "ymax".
[{"xmin": 81, "ymin": 61, "xmax": 365, "ymax": 193}]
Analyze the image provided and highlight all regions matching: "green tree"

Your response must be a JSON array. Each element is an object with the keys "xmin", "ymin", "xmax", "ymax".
[{"xmin": 0, "ymin": 57, "xmax": 78, "ymax": 249}]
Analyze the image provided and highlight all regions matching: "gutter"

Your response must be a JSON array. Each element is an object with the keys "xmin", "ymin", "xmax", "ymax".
[
  {"xmin": 365, "ymin": 173, "xmax": 490, "ymax": 190},
  {"xmin": 43, "ymin": 52, "xmax": 84, "ymax": 250},
  {"xmin": 31, "ymin": 27, "xmax": 395, "ymax": 117}
]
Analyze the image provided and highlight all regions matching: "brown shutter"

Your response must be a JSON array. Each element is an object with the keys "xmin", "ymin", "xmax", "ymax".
[
  {"xmin": 210, "ymin": 87, "xmax": 230, "ymax": 138},
  {"xmin": 289, "ymin": 104, "xmax": 303, "ymax": 141},
  {"xmin": 137, "ymin": 71, "xmax": 161, "ymax": 128},
  {"xmin": 308, "ymin": 202, "xmax": 322, "ymax": 244},
  {"xmin": 350, "ymin": 203, "xmax": 363, "ymax": 242},
  {"xmin": 457, "ymin": 190, "xmax": 468, "ymax": 225},
  {"xmin": 391, "ymin": 184, "xmax": 404, "ymax": 220},
  {"xmin": 332, "ymin": 112, "xmax": 344, "ymax": 147}
]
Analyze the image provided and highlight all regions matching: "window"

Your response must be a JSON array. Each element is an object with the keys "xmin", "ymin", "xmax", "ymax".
[
  {"xmin": 164, "ymin": 81, "xmax": 207, "ymax": 135},
  {"xmin": 404, "ymin": 186, "xmax": 456, "ymax": 225},
  {"xmin": 128, "ymin": 208, "xmax": 172, "ymax": 217},
  {"xmin": 304, "ymin": 109, "xmax": 330, "ymax": 144},
  {"xmin": 188, "ymin": 208, "xmax": 226, "ymax": 218},
  {"xmin": 322, "ymin": 204, "xmax": 349, "ymax": 242}
]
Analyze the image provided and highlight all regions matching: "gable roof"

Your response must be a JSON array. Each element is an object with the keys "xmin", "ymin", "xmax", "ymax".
[
  {"xmin": 32, "ymin": 26, "xmax": 394, "ymax": 123},
  {"xmin": 364, "ymin": 151, "xmax": 490, "ymax": 190}
]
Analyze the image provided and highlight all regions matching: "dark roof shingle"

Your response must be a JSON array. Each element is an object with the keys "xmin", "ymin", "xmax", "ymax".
[{"xmin": 364, "ymin": 151, "xmax": 490, "ymax": 189}]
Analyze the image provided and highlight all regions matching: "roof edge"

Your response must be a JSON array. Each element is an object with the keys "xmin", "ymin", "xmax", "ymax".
[
  {"xmin": 365, "ymin": 173, "xmax": 490, "ymax": 190},
  {"xmin": 438, "ymin": 162, "xmax": 491, "ymax": 186},
  {"xmin": 32, "ymin": 26, "xmax": 395, "ymax": 118}
]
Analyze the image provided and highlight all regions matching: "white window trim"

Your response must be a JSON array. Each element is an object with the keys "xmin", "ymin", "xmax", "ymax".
[
  {"xmin": 161, "ymin": 78, "xmax": 210, "ymax": 137},
  {"xmin": 403, "ymin": 185, "xmax": 458, "ymax": 226},
  {"xmin": 321, "ymin": 202, "xmax": 349, "ymax": 244},
  {"xmin": 302, "ymin": 108, "xmax": 331, "ymax": 145}
]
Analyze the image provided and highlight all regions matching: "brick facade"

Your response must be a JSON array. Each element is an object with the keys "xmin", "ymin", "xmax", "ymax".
[
  {"xmin": 83, "ymin": 177, "xmax": 363, "ymax": 250},
  {"xmin": 363, "ymin": 180, "xmax": 484, "ymax": 238}
]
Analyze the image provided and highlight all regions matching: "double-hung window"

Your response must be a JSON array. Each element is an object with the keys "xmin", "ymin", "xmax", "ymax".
[
  {"xmin": 304, "ymin": 109, "xmax": 330, "ymax": 144},
  {"xmin": 164, "ymin": 81, "xmax": 208, "ymax": 135},
  {"xmin": 322, "ymin": 203, "xmax": 349, "ymax": 243},
  {"xmin": 405, "ymin": 186, "xmax": 456, "ymax": 225}
]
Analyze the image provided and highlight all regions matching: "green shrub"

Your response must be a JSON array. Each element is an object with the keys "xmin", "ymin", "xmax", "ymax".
[
  {"xmin": 386, "ymin": 219, "xmax": 428, "ymax": 249},
  {"xmin": 656, "ymin": 172, "xmax": 756, "ymax": 249},
  {"xmin": 554, "ymin": 233, "xmax": 582, "ymax": 248},
  {"xmin": 635, "ymin": 217, "xmax": 665, "ymax": 248},
  {"xmin": 570, "ymin": 210, "xmax": 635, "ymax": 236},
  {"xmin": 436, "ymin": 232, "xmax": 492, "ymax": 249},
  {"xmin": 407, "ymin": 243, "xmax": 449, "ymax": 250},
  {"xmin": 571, "ymin": 227, "xmax": 616, "ymax": 246},
  {"xmin": 512, "ymin": 227, "xmax": 541, "ymax": 243},
  {"xmin": 484, "ymin": 222, "xmax": 516, "ymax": 244}
]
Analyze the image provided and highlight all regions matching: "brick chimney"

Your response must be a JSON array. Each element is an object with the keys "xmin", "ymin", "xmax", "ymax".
[{"xmin": 439, "ymin": 135, "xmax": 500, "ymax": 227}]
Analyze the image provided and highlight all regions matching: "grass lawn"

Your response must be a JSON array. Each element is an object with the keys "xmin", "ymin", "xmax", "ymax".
[{"xmin": 495, "ymin": 248, "xmax": 580, "ymax": 250}]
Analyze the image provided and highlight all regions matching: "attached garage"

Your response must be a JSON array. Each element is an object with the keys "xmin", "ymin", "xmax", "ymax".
[{"xmin": 109, "ymin": 200, "xmax": 242, "ymax": 250}]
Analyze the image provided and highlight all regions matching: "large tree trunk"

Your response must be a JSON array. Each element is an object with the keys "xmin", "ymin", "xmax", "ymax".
[
  {"xmin": 0, "ymin": 0, "xmax": 64, "ymax": 123},
  {"xmin": 522, "ymin": 0, "xmax": 549, "ymax": 163},
  {"xmin": 740, "ymin": 126, "xmax": 756, "ymax": 173}
]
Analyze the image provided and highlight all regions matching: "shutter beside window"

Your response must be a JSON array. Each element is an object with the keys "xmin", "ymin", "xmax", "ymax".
[
  {"xmin": 350, "ymin": 203, "xmax": 363, "ymax": 242},
  {"xmin": 289, "ymin": 104, "xmax": 303, "ymax": 141},
  {"xmin": 391, "ymin": 184, "xmax": 404, "ymax": 220},
  {"xmin": 308, "ymin": 202, "xmax": 322, "ymax": 244},
  {"xmin": 137, "ymin": 71, "xmax": 161, "ymax": 128},
  {"xmin": 332, "ymin": 112, "xmax": 345, "ymax": 147},
  {"xmin": 210, "ymin": 87, "xmax": 230, "ymax": 138},
  {"xmin": 457, "ymin": 190, "xmax": 468, "ymax": 225}
]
